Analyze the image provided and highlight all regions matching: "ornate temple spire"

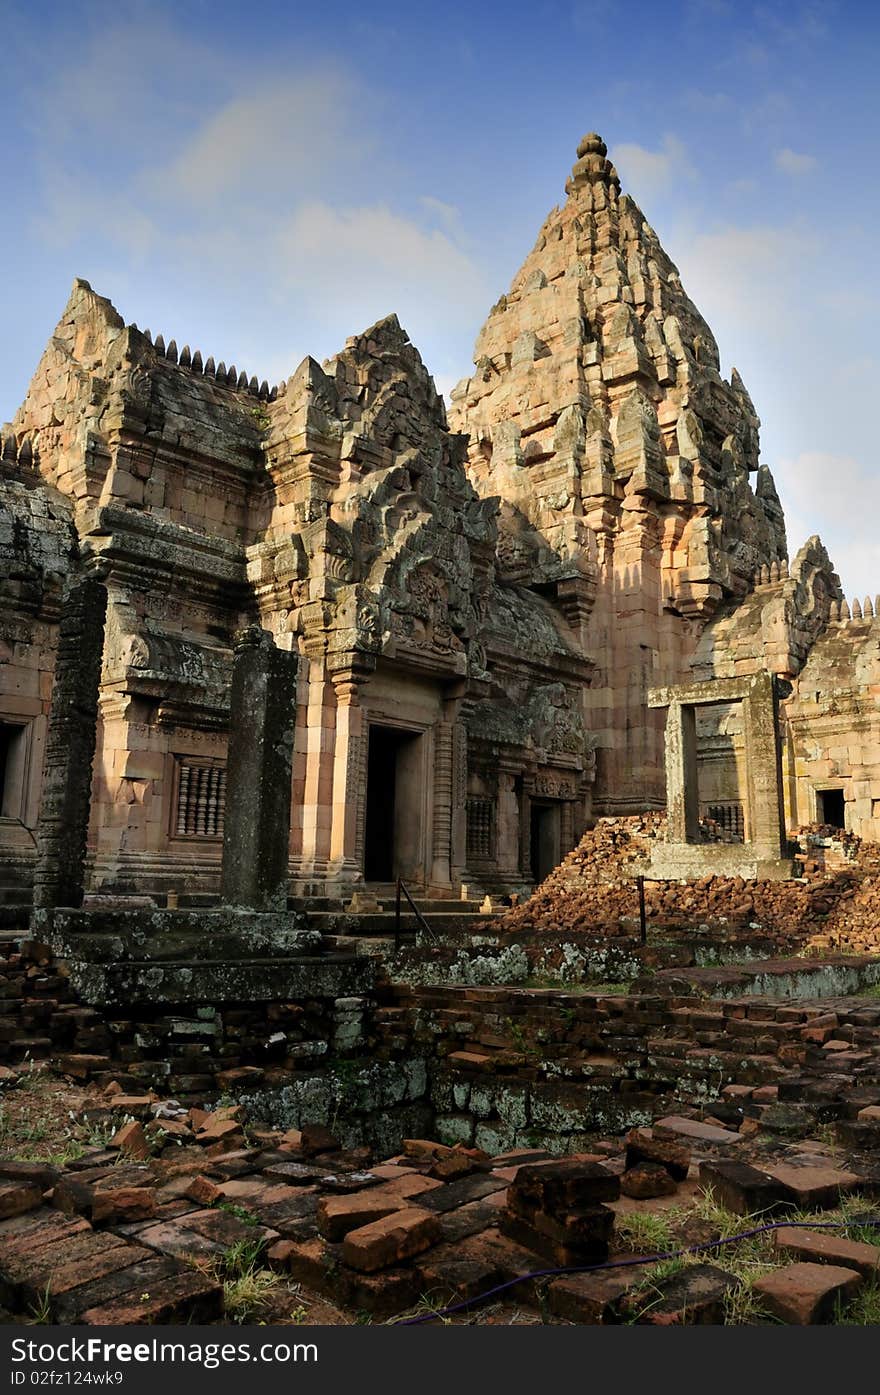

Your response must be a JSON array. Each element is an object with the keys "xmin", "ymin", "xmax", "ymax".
[{"xmin": 566, "ymin": 132, "xmax": 621, "ymax": 195}]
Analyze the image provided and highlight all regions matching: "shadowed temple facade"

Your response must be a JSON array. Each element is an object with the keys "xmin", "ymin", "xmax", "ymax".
[{"xmin": 2, "ymin": 133, "xmax": 878, "ymax": 910}]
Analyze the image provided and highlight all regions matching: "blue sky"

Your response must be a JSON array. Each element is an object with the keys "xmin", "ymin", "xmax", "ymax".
[{"xmin": 3, "ymin": 0, "xmax": 879, "ymax": 596}]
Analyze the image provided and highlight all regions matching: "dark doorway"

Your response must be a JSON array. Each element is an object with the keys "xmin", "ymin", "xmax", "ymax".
[
  {"xmin": 530, "ymin": 802, "xmax": 561, "ymax": 885},
  {"xmin": 817, "ymin": 787, "xmax": 846, "ymax": 829},
  {"xmin": 363, "ymin": 725, "xmax": 423, "ymax": 883},
  {"xmin": 0, "ymin": 723, "xmax": 25, "ymax": 820}
]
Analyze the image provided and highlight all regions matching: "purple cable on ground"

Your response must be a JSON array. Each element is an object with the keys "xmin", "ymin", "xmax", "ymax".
[{"xmin": 394, "ymin": 1215, "xmax": 880, "ymax": 1325}]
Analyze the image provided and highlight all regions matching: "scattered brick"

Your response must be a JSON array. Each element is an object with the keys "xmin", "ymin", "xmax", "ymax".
[
  {"xmin": 621, "ymin": 1163, "xmax": 678, "ymax": 1199},
  {"xmin": 317, "ymin": 1192, "xmax": 404, "ymax": 1242},
  {"xmin": 113, "ymin": 1120, "xmax": 150, "ymax": 1160},
  {"xmin": 767, "ymin": 1164, "xmax": 861, "ymax": 1210},
  {"xmin": 753, "ymin": 1262, "xmax": 863, "ymax": 1324},
  {"xmin": 623, "ymin": 1263, "xmax": 740, "ymax": 1325},
  {"xmin": 341, "ymin": 1207, "xmax": 441, "ymax": 1273},
  {"xmin": 773, "ymin": 1227, "xmax": 880, "ymax": 1279},
  {"xmin": 698, "ymin": 1160, "xmax": 793, "ymax": 1217}
]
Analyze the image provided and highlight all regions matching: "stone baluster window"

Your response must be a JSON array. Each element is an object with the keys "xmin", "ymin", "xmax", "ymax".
[
  {"xmin": 701, "ymin": 800, "xmax": 745, "ymax": 843},
  {"xmin": 466, "ymin": 796, "xmax": 494, "ymax": 859},
  {"xmin": 174, "ymin": 758, "xmax": 226, "ymax": 838}
]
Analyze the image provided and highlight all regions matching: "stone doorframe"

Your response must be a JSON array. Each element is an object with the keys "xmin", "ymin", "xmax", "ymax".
[{"xmin": 647, "ymin": 671, "xmax": 794, "ymax": 879}]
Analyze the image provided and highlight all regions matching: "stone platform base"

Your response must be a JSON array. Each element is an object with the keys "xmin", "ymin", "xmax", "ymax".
[
  {"xmin": 30, "ymin": 905, "xmax": 371, "ymax": 1006},
  {"xmin": 63, "ymin": 952, "xmax": 376, "ymax": 1007},
  {"xmin": 33, "ymin": 905, "xmax": 319, "ymax": 964}
]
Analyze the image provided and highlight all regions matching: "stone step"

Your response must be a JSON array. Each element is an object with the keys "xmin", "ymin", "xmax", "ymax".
[{"xmin": 306, "ymin": 910, "xmax": 485, "ymax": 937}]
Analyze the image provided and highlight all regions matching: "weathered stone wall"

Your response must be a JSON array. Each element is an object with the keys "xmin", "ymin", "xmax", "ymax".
[
  {"xmin": 32, "ymin": 576, "xmax": 107, "ymax": 909},
  {"xmin": 690, "ymin": 537, "xmax": 879, "ymax": 840},
  {"xmin": 0, "ymin": 443, "xmax": 78, "ymax": 903},
  {"xmin": 785, "ymin": 606, "xmax": 880, "ymax": 840}
]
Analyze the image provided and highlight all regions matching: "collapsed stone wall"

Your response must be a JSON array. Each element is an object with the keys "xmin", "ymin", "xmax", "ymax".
[
  {"xmin": 401, "ymin": 982, "xmax": 880, "ymax": 1155},
  {"xmin": 497, "ymin": 817, "xmax": 880, "ymax": 953}
]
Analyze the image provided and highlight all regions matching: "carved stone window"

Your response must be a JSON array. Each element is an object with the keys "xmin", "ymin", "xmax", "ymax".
[
  {"xmin": 466, "ymin": 796, "xmax": 494, "ymax": 860},
  {"xmin": 174, "ymin": 758, "xmax": 226, "ymax": 838}
]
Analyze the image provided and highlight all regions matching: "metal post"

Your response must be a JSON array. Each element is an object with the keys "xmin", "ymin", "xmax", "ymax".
[{"xmin": 637, "ymin": 874, "xmax": 647, "ymax": 944}]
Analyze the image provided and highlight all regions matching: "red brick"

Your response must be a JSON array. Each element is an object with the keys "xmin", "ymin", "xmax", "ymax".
[
  {"xmin": 79, "ymin": 1268, "xmax": 223, "ymax": 1325},
  {"xmin": 183, "ymin": 1175, "xmax": 223, "ymax": 1206},
  {"xmin": 548, "ymin": 1268, "xmax": 645, "ymax": 1324},
  {"xmin": 767, "ymin": 1164, "xmax": 860, "ymax": 1210},
  {"xmin": 317, "ymin": 1192, "xmax": 404, "ymax": 1242},
  {"xmin": 753, "ymin": 1262, "xmax": 862, "ymax": 1324},
  {"xmin": 621, "ymin": 1164, "xmax": 678, "ymax": 1200},
  {"xmin": 113, "ymin": 1120, "xmax": 150, "ymax": 1160},
  {"xmin": 624, "ymin": 1129, "xmax": 691, "ymax": 1180},
  {"xmin": 623, "ymin": 1263, "xmax": 739, "ymax": 1325},
  {"xmin": 342, "ymin": 1207, "xmax": 441, "ymax": 1273},
  {"xmin": 90, "ymin": 1188, "xmax": 157, "ymax": 1225},
  {"xmin": 0, "ymin": 1182, "xmax": 43, "ymax": 1219},
  {"xmin": 773, "ymin": 1227, "xmax": 880, "ymax": 1279}
]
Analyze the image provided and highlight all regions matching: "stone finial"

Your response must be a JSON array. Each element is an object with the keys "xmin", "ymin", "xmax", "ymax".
[
  {"xmin": 2, "ymin": 434, "xmax": 17, "ymax": 461},
  {"xmin": 17, "ymin": 437, "xmax": 33, "ymax": 467},
  {"xmin": 841, "ymin": 599, "xmax": 851, "ymax": 620},
  {"xmin": 568, "ymin": 131, "xmax": 621, "ymax": 194},
  {"xmin": 179, "ymin": 344, "xmax": 192, "ymax": 367},
  {"xmin": 233, "ymin": 623, "xmax": 269, "ymax": 654},
  {"xmin": 154, "ymin": 333, "xmax": 166, "ymax": 356},
  {"xmin": 204, "ymin": 356, "xmax": 215, "ymax": 376},
  {"xmin": 226, "ymin": 365, "xmax": 238, "ymax": 386},
  {"xmin": 249, "ymin": 375, "xmax": 259, "ymax": 394},
  {"xmin": 143, "ymin": 328, "xmax": 152, "ymax": 343},
  {"xmin": 191, "ymin": 349, "xmax": 203, "ymax": 372},
  {"xmin": 875, "ymin": 594, "xmax": 880, "ymax": 617},
  {"xmin": 851, "ymin": 597, "xmax": 862, "ymax": 619},
  {"xmin": 216, "ymin": 361, "xmax": 226, "ymax": 380},
  {"xmin": 166, "ymin": 339, "xmax": 178, "ymax": 363},
  {"xmin": 864, "ymin": 595, "xmax": 874, "ymax": 618},
  {"xmin": 237, "ymin": 369, "xmax": 249, "ymax": 390}
]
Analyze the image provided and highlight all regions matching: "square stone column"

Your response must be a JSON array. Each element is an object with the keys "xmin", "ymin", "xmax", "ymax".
[
  {"xmin": 329, "ymin": 667, "xmax": 369, "ymax": 881},
  {"xmin": 32, "ymin": 576, "xmax": 108, "ymax": 910},
  {"xmin": 221, "ymin": 628, "xmax": 298, "ymax": 912},
  {"xmin": 742, "ymin": 670, "xmax": 787, "ymax": 858},
  {"xmin": 664, "ymin": 700, "xmax": 700, "ymax": 843}
]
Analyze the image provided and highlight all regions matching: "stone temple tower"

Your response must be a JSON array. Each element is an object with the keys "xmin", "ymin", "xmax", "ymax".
[{"xmin": 449, "ymin": 133, "xmax": 788, "ymax": 814}]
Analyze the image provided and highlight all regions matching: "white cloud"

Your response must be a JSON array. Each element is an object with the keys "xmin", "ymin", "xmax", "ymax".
[
  {"xmin": 675, "ymin": 220, "xmax": 820, "ymax": 347},
  {"xmin": 276, "ymin": 201, "xmax": 489, "ymax": 347},
  {"xmin": 610, "ymin": 135, "xmax": 694, "ymax": 198},
  {"xmin": 155, "ymin": 73, "xmax": 364, "ymax": 206},
  {"xmin": 776, "ymin": 452, "xmax": 880, "ymax": 599},
  {"xmin": 774, "ymin": 147, "xmax": 817, "ymax": 175}
]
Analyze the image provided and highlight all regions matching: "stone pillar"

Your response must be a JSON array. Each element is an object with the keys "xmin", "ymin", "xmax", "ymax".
[
  {"xmin": 431, "ymin": 720, "xmax": 454, "ymax": 888},
  {"xmin": 743, "ymin": 671, "xmax": 786, "ymax": 857},
  {"xmin": 299, "ymin": 652, "xmax": 335, "ymax": 877},
  {"xmin": 221, "ymin": 628, "xmax": 298, "ymax": 911},
  {"xmin": 664, "ymin": 701, "xmax": 700, "ymax": 843},
  {"xmin": 33, "ymin": 576, "xmax": 108, "ymax": 910},
  {"xmin": 450, "ymin": 720, "xmax": 468, "ymax": 887},
  {"xmin": 329, "ymin": 669, "xmax": 367, "ymax": 880}
]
